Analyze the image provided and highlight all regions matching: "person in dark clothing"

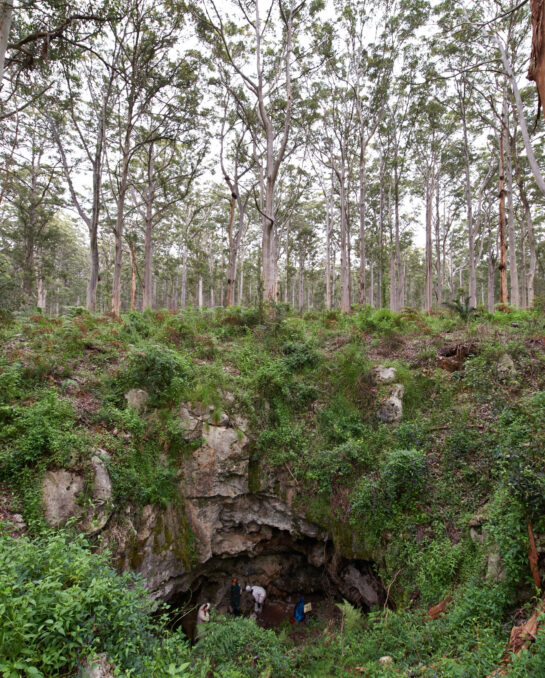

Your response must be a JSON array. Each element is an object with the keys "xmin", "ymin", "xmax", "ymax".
[
  {"xmin": 230, "ymin": 577, "xmax": 241, "ymax": 616},
  {"xmin": 294, "ymin": 595, "xmax": 305, "ymax": 623}
]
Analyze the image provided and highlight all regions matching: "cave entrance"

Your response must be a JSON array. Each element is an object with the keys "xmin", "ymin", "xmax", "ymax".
[{"xmin": 164, "ymin": 529, "xmax": 384, "ymax": 634}]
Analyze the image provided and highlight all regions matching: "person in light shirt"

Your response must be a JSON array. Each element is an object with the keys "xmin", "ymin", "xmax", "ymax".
[{"xmin": 245, "ymin": 584, "xmax": 266, "ymax": 616}]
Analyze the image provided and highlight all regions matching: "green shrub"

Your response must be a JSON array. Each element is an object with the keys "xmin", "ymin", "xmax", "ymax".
[
  {"xmin": 121, "ymin": 343, "xmax": 193, "ymax": 407},
  {"xmin": 0, "ymin": 390, "xmax": 86, "ymax": 478},
  {"xmin": 317, "ymin": 397, "xmax": 366, "ymax": 444},
  {"xmin": 195, "ymin": 616, "xmax": 287, "ymax": 677},
  {"xmin": 281, "ymin": 341, "xmax": 319, "ymax": 371},
  {"xmin": 380, "ymin": 448, "xmax": 427, "ymax": 506},
  {"xmin": 0, "ymin": 531, "xmax": 178, "ymax": 676}
]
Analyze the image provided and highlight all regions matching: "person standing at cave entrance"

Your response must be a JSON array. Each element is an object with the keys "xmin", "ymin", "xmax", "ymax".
[
  {"xmin": 294, "ymin": 595, "xmax": 305, "ymax": 623},
  {"xmin": 197, "ymin": 603, "xmax": 210, "ymax": 626},
  {"xmin": 230, "ymin": 577, "xmax": 241, "ymax": 616},
  {"xmin": 246, "ymin": 584, "xmax": 266, "ymax": 616}
]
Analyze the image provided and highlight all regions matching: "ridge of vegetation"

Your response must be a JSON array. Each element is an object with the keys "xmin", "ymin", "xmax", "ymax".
[{"xmin": 2, "ymin": 306, "xmax": 545, "ymax": 676}]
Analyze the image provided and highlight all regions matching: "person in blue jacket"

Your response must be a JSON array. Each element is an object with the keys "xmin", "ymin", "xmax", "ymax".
[{"xmin": 294, "ymin": 595, "xmax": 305, "ymax": 622}]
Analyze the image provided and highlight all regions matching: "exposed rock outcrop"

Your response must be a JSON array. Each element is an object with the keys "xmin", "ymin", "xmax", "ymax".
[
  {"xmin": 41, "ymin": 449, "xmax": 113, "ymax": 531},
  {"xmin": 371, "ymin": 365, "xmax": 397, "ymax": 385},
  {"xmin": 377, "ymin": 384, "xmax": 404, "ymax": 423},
  {"xmin": 497, "ymin": 353, "xmax": 516, "ymax": 380},
  {"xmin": 42, "ymin": 470, "xmax": 84, "ymax": 526},
  {"xmin": 106, "ymin": 402, "xmax": 384, "ymax": 609},
  {"xmin": 124, "ymin": 388, "xmax": 148, "ymax": 411}
]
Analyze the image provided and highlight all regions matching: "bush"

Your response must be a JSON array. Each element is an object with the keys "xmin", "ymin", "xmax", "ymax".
[
  {"xmin": 0, "ymin": 531, "xmax": 179, "ymax": 676},
  {"xmin": 380, "ymin": 448, "xmax": 427, "ymax": 506},
  {"xmin": 121, "ymin": 343, "xmax": 193, "ymax": 407},
  {"xmin": 0, "ymin": 390, "xmax": 86, "ymax": 478},
  {"xmin": 281, "ymin": 341, "xmax": 319, "ymax": 371},
  {"xmin": 195, "ymin": 616, "xmax": 288, "ymax": 677}
]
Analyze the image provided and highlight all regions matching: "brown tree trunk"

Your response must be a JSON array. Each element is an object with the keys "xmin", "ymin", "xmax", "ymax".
[
  {"xmin": 528, "ymin": 0, "xmax": 545, "ymax": 121},
  {"xmin": 435, "ymin": 181, "xmax": 442, "ymax": 305}
]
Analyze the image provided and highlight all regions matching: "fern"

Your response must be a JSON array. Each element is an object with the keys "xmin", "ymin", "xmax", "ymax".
[{"xmin": 443, "ymin": 297, "xmax": 476, "ymax": 322}]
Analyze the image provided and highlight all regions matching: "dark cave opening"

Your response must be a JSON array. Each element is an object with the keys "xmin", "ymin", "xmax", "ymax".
[{"xmin": 163, "ymin": 528, "xmax": 385, "ymax": 636}]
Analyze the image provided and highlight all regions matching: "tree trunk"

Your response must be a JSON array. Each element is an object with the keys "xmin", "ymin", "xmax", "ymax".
[
  {"xmin": 0, "ymin": 0, "xmax": 13, "ymax": 84},
  {"xmin": 198, "ymin": 276, "xmax": 203, "ymax": 308},
  {"xmin": 506, "ymin": 132, "xmax": 519, "ymax": 307},
  {"xmin": 512, "ymin": 126, "xmax": 537, "ymax": 308},
  {"xmin": 435, "ymin": 181, "xmax": 442, "ymax": 305},
  {"xmin": 112, "ymin": 137, "xmax": 131, "ymax": 316},
  {"xmin": 339, "ymin": 156, "xmax": 351, "ymax": 313},
  {"xmin": 128, "ymin": 240, "xmax": 138, "ymax": 311},
  {"xmin": 528, "ymin": 0, "xmax": 545, "ymax": 121},
  {"xmin": 499, "ymin": 107, "xmax": 508, "ymax": 306},
  {"xmin": 488, "ymin": 230, "xmax": 496, "ymax": 313},
  {"xmin": 460, "ymin": 88, "xmax": 476, "ymax": 308},
  {"xmin": 378, "ymin": 156, "xmax": 384, "ymax": 309},
  {"xmin": 143, "ymin": 144, "xmax": 155, "ymax": 310},
  {"xmin": 425, "ymin": 172, "xmax": 433, "ymax": 313},
  {"xmin": 298, "ymin": 249, "xmax": 304, "ymax": 311},
  {"xmin": 498, "ymin": 40, "xmax": 545, "ymax": 196},
  {"xmin": 358, "ymin": 140, "xmax": 367, "ymax": 305},
  {"xmin": 393, "ymin": 159, "xmax": 402, "ymax": 312}
]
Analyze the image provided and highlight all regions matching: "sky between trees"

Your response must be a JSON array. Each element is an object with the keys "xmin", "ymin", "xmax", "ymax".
[{"xmin": 0, "ymin": 0, "xmax": 544, "ymax": 316}]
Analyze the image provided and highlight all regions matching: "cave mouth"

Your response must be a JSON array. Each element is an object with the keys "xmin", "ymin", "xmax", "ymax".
[{"xmin": 164, "ymin": 528, "xmax": 385, "ymax": 632}]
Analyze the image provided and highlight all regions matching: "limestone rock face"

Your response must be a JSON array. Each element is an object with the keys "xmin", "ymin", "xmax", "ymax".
[
  {"xmin": 79, "ymin": 654, "xmax": 114, "ymax": 678},
  {"xmin": 371, "ymin": 365, "xmax": 397, "ymax": 385},
  {"xmin": 42, "ymin": 470, "xmax": 84, "ymax": 526},
  {"xmin": 377, "ymin": 384, "xmax": 404, "ymax": 423},
  {"xmin": 338, "ymin": 564, "xmax": 380, "ymax": 608},
  {"xmin": 81, "ymin": 450, "xmax": 114, "ymax": 534},
  {"xmin": 497, "ymin": 353, "xmax": 516, "ymax": 380},
  {"xmin": 182, "ymin": 424, "xmax": 249, "ymax": 498},
  {"xmin": 486, "ymin": 550, "xmax": 506, "ymax": 583},
  {"xmin": 41, "ymin": 450, "xmax": 114, "ymax": 531},
  {"xmin": 124, "ymin": 389, "xmax": 148, "ymax": 411}
]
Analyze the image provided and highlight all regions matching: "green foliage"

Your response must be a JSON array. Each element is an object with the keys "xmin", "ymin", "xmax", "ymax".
[
  {"xmin": 281, "ymin": 340, "xmax": 319, "ymax": 371},
  {"xmin": 355, "ymin": 307, "xmax": 415, "ymax": 336},
  {"xmin": 306, "ymin": 439, "xmax": 374, "ymax": 493},
  {"xmin": 120, "ymin": 343, "xmax": 193, "ymax": 407},
  {"xmin": 336, "ymin": 600, "xmax": 363, "ymax": 636},
  {"xmin": 0, "ymin": 531, "xmax": 178, "ymax": 676},
  {"xmin": 0, "ymin": 390, "xmax": 87, "ymax": 478},
  {"xmin": 443, "ymin": 297, "xmax": 476, "ymax": 321},
  {"xmin": 381, "ymin": 448, "xmax": 427, "ymax": 505},
  {"xmin": 317, "ymin": 396, "xmax": 366, "ymax": 443},
  {"xmin": 195, "ymin": 616, "xmax": 288, "ymax": 677}
]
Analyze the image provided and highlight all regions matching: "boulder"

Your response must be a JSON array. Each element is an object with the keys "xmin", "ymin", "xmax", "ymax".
[
  {"xmin": 79, "ymin": 654, "xmax": 114, "ymax": 678},
  {"xmin": 124, "ymin": 389, "xmax": 148, "ymax": 411},
  {"xmin": 81, "ymin": 450, "xmax": 114, "ymax": 534},
  {"xmin": 339, "ymin": 564, "xmax": 380, "ymax": 608},
  {"xmin": 42, "ymin": 450, "xmax": 113, "ymax": 531},
  {"xmin": 41, "ymin": 470, "xmax": 84, "ymax": 526},
  {"xmin": 497, "ymin": 353, "xmax": 516, "ymax": 380},
  {"xmin": 379, "ymin": 656, "xmax": 393, "ymax": 666},
  {"xmin": 377, "ymin": 384, "xmax": 404, "ymax": 423},
  {"xmin": 371, "ymin": 365, "xmax": 397, "ymax": 385},
  {"xmin": 486, "ymin": 549, "xmax": 506, "ymax": 583}
]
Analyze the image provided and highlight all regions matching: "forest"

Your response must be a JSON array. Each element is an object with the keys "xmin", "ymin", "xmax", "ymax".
[
  {"xmin": 1, "ymin": 0, "xmax": 544, "ymax": 316},
  {"xmin": 5, "ymin": 2, "xmax": 545, "ymax": 678}
]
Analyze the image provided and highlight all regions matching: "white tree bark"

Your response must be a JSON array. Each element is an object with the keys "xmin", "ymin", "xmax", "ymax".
[{"xmin": 0, "ymin": 1, "xmax": 13, "ymax": 85}]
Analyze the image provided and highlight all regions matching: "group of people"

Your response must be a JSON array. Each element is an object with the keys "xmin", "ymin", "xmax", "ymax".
[
  {"xmin": 197, "ymin": 577, "xmax": 308, "ymax": 626},
  {"xmin": 230, "ymin": 577, "xmax": 266, "ymax": 617}
]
